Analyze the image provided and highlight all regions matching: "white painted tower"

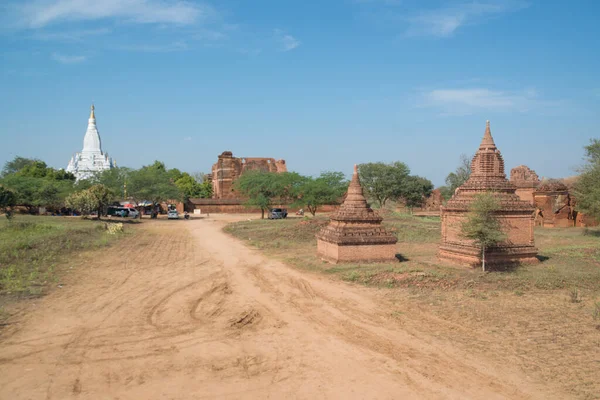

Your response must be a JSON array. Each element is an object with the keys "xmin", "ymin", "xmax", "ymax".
[{"xmin": 66, "ymin": 104, "xmax": 115, "ymax": 180}]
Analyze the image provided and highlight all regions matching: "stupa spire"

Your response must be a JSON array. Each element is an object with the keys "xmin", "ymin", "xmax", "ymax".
[
  {"xmin": 89, "ymin": 104, "xmax": 95, "ymax": 119},
  {"xmin": 316, "ymin": 164, "xmax": 397, "ymax": 263},
  {"xmin": 480, "ymin": 120, "xmax": 496, "ymax": 149}
]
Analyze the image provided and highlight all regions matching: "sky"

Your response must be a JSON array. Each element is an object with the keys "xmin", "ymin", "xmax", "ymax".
[{"xmin": 1, "ymin": 0, "xmax": 599, "ymax": 186}]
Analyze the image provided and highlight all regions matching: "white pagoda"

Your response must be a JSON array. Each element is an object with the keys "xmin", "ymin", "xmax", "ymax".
[{"xmin": 66, "ymin": 104, "xmax": 115, "ymax": 180}]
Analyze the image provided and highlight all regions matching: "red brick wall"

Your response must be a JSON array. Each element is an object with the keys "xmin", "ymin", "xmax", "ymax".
[{"xmin": 317, "ymin": 240, "xmax": 397, "ymax": 264}]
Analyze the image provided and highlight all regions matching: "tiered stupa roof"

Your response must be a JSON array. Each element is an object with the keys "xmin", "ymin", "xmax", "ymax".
[
  {"xmin": 439, "ymin": 121, "xmax": 538, "ymax": 266},
  {"xmin": 317, "ymin": 165, "xmax": 397, "ymax": 247},
  {"xmin": 443, "ymin": 121, "xmax": 533, "ymax": 211}
]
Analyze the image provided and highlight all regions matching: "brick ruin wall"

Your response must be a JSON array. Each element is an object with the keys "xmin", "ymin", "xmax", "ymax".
[
  {"xmin": 317, "ymin": 240, "xmax": 397, "ymax": 264},
  {"xmin": 211, "ymin": 151, "xmax": 287, "ymax": 200},
  {"xmin": 440, "ymin": 211, "xmax": 538, "ymax": 266}
]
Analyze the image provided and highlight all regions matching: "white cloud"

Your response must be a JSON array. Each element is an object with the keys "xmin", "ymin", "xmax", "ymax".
[
  {"xmin": 421, "ymin": 87, "xmax": 541, "ymax": 116},
  {"xmin": 17, "ymin": 0, "xmax": 206, "ymax": 28},
  {"xmin": 114, "ymin": 40, "xmax": 188, "ymax": 52},
  {"xmin": 51, "ymin": 52, "xmax": 86, "ymax": 63},
  {"xmin": 406, "ymin": 1, "xmax": 528, "ymax": 37},
  {"xmin": 32, "ymin": 27, "xmax": 111, "ymax": 41},
  {"xmin": 274, "ymin": 29, "xmax": 300, "ymax": 51}
]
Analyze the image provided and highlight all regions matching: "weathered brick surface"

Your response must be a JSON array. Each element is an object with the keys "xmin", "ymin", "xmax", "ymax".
[
  {"xmin": 510, "ymin": 165, "xmax": 540, "ymax": 205},
  {"xmin": 439, "ymin": 122, "xmax": 538, "ymax": 267},
  {"xmin": 317, "ymin": 241, "xmax": 397, "ymax": 264},
  {"xmin": 316, "ymin": 165, "xmax": 397, "ymax": 264},
  {"xmin": 211, "ymin": 151, "xmax": 287, "ymax": 199}
]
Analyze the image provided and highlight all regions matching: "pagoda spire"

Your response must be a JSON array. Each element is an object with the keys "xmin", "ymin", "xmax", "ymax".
[
  {"xmin": 341, "ymin": 164, "xmax": 368, "ymax": 210},
  {"xmin": 479, "ymin": 120, "xmax": 496, "ymax": 149},
  {"xmin": 89, "ymin": 104, "xmax": 95, "ymax": 119}
]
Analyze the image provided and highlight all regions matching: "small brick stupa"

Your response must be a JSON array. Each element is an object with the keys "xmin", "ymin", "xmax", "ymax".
[
  {"xmin": 316, "ymin": 165, "xmax": 398, "ymax": 263},
  {"xmin": 439, "ymin": 121, "xmax": 538, "ymax": 266}
]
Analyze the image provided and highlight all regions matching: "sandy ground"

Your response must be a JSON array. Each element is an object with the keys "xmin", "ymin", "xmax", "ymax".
[{"xmin": 0, "ymin": 216, "xmax": 560, "ymax": 399}]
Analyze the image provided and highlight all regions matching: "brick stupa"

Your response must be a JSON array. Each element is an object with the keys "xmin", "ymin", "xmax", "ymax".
[
  {"xmin": 316, "ymin": 165, "xmax": 398, "ymax": 263},
  {"xmin": 439, "ymin": 121, "xmax": 538, "ymax": 266}
]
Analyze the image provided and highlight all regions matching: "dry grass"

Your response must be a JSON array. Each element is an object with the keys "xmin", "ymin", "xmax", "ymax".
[
  {"xmin": 225, "ymin": 213, "xmax": 600, "ymax": 399},
  {"xmin": 0, "ymin": 215, "xmax": 127, "ymax": 301}
]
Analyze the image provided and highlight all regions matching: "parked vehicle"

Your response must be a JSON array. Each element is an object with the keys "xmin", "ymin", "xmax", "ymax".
[
  {"xmin": 125, "ymin": 207, "xmax": 139, "ymax": 218},
  {"xmin": 268, "ymin": 208, "xmax": 288, "ymax": 219},
  {"xmin": 168, "ymin": 210, "xmax": 179, "ymax": 220},
  {"xmin": 107, "ymin": 206, "xmax": 139, "ymax": 218}
]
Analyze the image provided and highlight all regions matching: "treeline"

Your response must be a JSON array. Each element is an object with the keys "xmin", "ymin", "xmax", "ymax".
[
  {"xmin": 235, "ymin": 162, "xmax": 434, "ymax": 218},
  {"xmin": 0, "ymin": 157, "xmax": 212, "ymax": 218}
]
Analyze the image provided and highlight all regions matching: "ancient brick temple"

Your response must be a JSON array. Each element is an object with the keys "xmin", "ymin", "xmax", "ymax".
[
  {"xmin": 534, "ymin": 181, "xmax": 576, "ymax": 227},
  {"xmin": 533, "ymin": 181, "xmax": 598, "ymax": 228},
  {"xmin": 510, "ymin": 165, "xmax": 540, "ymax": 205},
  {"xmin": 211, "ymin": 151, "xmax": 287, "ymax": 199},
  {"xmin": 316, "ymin": 165, "xmax": 397, "ymax": 263},
  {"xmin": 439, "ymin": 121, "xmax": 538, "ymax": 266}
]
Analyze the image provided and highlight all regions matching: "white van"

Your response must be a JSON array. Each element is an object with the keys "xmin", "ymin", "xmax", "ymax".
[{"xmin": 168, "ymin": 210, "xmax": 179, "ymax": 220}]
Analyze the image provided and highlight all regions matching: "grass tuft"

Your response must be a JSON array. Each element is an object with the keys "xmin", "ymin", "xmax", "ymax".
[{"xmin": 0, "ymin": 216, "xmax": 125, "ymax": 299}]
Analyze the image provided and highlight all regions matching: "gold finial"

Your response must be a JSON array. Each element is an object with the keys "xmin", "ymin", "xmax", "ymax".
[{"xmin": 90, "ymin": 103, "xmax": 95, "ymax": 119}]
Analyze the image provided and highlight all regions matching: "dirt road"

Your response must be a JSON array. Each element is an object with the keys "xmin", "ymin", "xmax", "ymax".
[{"xmin": 0, "ymin": 217, "xmax": 556, "ymax": 399}]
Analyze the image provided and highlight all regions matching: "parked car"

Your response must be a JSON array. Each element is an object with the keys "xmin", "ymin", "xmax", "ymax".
[
  {"xmin": 125, "ymin": 207, "xmax": 139, "ymax": 218},
  {"xmin": 268, "ymin": 208, "xmax": 288, "ymax": 219},
  {"xmin": 168, "ymin": 210, "xmax": 179, "ymax": 220},
  {"xmin": 107, "ymin": 206, "xmax": 139, "ymax": 218}
]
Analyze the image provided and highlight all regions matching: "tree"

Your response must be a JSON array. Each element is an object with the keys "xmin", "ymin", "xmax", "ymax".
[
  {"xmin": 460, "ymin": 192, "xmax": 506, "ymax": 271},
  {"xmin": 438, "ymin": 186, "xmax": 453, "ymax": 201},
  {"xmin": 445, "ymin": 154, "xmax": 472, "ymax": 196},
  {"xmin": 90, "ymin": 167, "xmax": 130, "ymax": 198},
  {"xmin": 88, "ymin": 184, "xmax": 114, "ymax": 217},
  {"xmin": 401, "ymin": 175, "xmax": 434, "ymax": 212},
  {"xmin": 127, "ymin": 163, "xmax": 182, "ymax": 219},
  {"xmin": 2, "ymin": 156, "xmax": 39, "ymax": 177},
  {"xmin": 175, "ymin": 172, "xmax": 212, "ymax": 201},
  {"xmin": 65, "ymin": 190, "xmax": 97, "ymax": 217},
  {"xmin": 65, "ymin": 184, "xmax": 114, "ymax": 218},
  {"xmin": 0, "ymin": 156, "xmax": 78, "ymax": 212},
  {"xmin": 573, "ymin": 139, "xmax": 600, "ymax": 221},
  {"xmin": 0, "ymin": 185, "xmax": 16, "ymax": 219},
  {"xmin": 297, "ymin": 171, "xmax": 347, "ymax": 216},
  {"xmin": 235, "ymin": 171, "xmax": 289, "ymax": 219},
  {"xmin": 358, "ymin": 162, "xmax": 411, "ymax": 208}
]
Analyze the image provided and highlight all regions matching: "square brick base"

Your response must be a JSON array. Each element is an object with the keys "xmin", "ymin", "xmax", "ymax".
[
  {"xmin": 317, "ymin": 240, "xmax": 397, "ymax": 264},
  {"xmin": 438, "ymin": 245, "xmax": 539, "ymax": 268}
]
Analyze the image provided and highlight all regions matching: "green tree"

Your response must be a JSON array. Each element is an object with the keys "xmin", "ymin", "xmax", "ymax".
[
  {"xmin": 0, "ymin": 175, "xmax": 46, "ymax": 213},
  {"xmin": 2, "ymin": 156, "xmax": 39, "ymax": 177},
  {"xmin": 401, "ymin": 175, "xmax": 434, "ymax": 212},
  {"xmin": 298, "ymin": 171, "xmax": 347, "ymax": 216},
  {"xmin": 88, "ymin": 184, "xmax": 114, "ymax": 217},
  {"xmin": 358, "ymin": 162, "xmax": 411, "ymax": 208},
  {"xmin": 445, "ymin": 154, "xmax": 472, "ymax": 197},
  {"xmin": 0, "ymin": 157, "xmax": 77, "ymax": 212},
  {"xmin": 90, "ymin": 167, "xmax": 130, "ymax": 198},
  {"xmin": 65, "ymin": 190, "xmax": 97, "ymax": 217},
  {"xmin": 460, "ymin": 192, "xmax": 506, "ymax": 271},
  {"xmin": 573, "ymin": 139, "xmax": 600, "ymax": 221},
  {"xmin": 175, "ymin": 172, "xmax": 212, "ymax": 201},
  {"xmin": 438, "ymin": 186, "xmax": 453, "ymax": 201},
  {"xmin": 65, "ymin": 184, "xmax": 114, "ymax": 218},
  {"xmin": 0, "ymin": 185, "xmax": 16, "ymax": 219},
  {"xmin": 127, "ymin": 163, "xmax": 182, "ymax": 219},
  {"xmin": 235, "ymin": 171, "xmax": 282, "ymax": 219}
]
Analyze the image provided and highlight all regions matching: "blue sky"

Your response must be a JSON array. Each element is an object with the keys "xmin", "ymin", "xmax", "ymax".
[{"xmin": 1, "ymin": 0, "xmax": 599, "ymax": 186}]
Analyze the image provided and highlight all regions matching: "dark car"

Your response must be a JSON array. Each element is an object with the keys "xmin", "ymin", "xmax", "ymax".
[{"xmin": 268, "ymin": 208, "xmax": 288, "ymax": 219}]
